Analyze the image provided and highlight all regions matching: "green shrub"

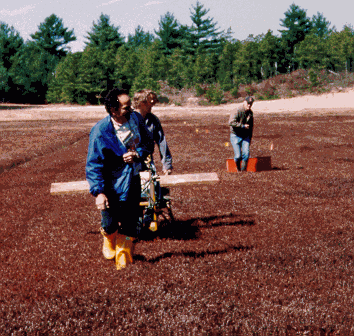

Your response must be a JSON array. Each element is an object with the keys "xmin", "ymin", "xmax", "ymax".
[
  {"xmin": 244, "ymin": 85, "xmax": 256, "ymax": 96},
  {"xmin": 230, "ymin": 85, "xmax": 239, "ymax": 98},
  {"xmin": 198, "ymin": 99, "xmax": 211, "ymax": 106},
  {"xmin": 157, "ymin": 95, "xmax": 169, "ymax": 104},
  {"xmin": 205, "ymin": 84, "xmax": 224, "ymax": 105},
  {"xmin": 76, "ymin": 96, "xmax": 88, "ymax": 105},
  {"xmin": 308, "ymin": 69, "xmax": 319, "ymax": 88},
  {"xmin": 256, "ymin": 92, "xmax": 279, "ymax": 101},
  {"xmin": 256, "ymin": 81, "xmax": 279, "ymax": 100},
  {"xmin": 195, "ymin": 85, "xmax": 206, "ymax": 97},
  {"xmin": 221, "ymin": 83, "xmax": 233, "ymax": 92}
]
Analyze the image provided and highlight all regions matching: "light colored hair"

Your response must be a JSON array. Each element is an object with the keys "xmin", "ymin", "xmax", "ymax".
[{"xmin": 132, "ymin": 89, "xmax": 158, "ymax": 109}]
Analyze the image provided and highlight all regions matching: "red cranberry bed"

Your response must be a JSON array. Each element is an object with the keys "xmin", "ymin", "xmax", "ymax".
[{"xmin": 1, "ymin": 110, "xmax": 354, "ymax": 335}]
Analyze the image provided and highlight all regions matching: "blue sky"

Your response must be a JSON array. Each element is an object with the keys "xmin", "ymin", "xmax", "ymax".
[{"xmin": 1, "ymin": 0, "xmax": 353, "ymax": 53}]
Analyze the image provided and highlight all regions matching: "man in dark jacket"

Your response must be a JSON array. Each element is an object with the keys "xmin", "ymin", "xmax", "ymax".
[
  {"xmin": 229, "ymin": 96, "xmax": 254, "ymax": 171},
  {"xmin": 132, "ymin": 89, "xmax": 173, "ymax": 175},
  {"xmin": 86, "ymin": 88, "xmax": 152, "ymax": 270}
]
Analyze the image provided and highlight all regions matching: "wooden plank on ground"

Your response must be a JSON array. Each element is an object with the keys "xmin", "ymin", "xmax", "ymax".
[
  {"xmin": 158, "ymin": 172, "xmax": 219, "ymax": 187},
  {"xmin": 50, "ymin": 172, "xmax": 219, "ymax": 195},
  {"xmin": 50, "ymin": 180, "xmax": 89, "ymax": 195}
]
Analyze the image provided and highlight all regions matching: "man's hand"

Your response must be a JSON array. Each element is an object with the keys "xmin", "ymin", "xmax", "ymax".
[
  {"xmin": 163, "ymin": 169, "xmax": 172, "ymax": 175},
  {"xmin": 123, "ymin": 150, "xmax": 139, "ymax": 163},
  {"xmin": 96, "ymin": 193, "xmax": 109, "ymax": 210}
]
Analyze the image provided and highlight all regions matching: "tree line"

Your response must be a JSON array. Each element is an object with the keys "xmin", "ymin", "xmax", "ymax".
[{"xmin": 1, "ymin": 2, "xmax": 354, "ymax": 104}]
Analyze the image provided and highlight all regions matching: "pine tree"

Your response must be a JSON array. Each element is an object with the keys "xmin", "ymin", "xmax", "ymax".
[
  {"xmin": 114, "ymin": 45, "xmax": 140, "ymax": 92},
  {"xmin": 189, "ymin": 1, "xmax": 223, "ymax": 54},
  {"xmin": 130, "ymin": 41, "xmax": 166, "ymax": 93},
  {"xmin": 0, "ymin": 22, "xmax": 24, "ymax": 70},
  {"xmin": 311, "ymin": 12, "xmax": 332, "ymax": 38},
  {"xmin": 85, "ymin": 13, "xmax": 124, "ymax": 51},
  {"xmin": 47, "ymin": 52, "xmax": 83, "ymax": 104},
  {"xmin": 279, "ymin": 4, "xmax": 311, "ymax": 47},
  {"xmin": 0, "ymin": 62, "xmax": 10, "ymax": 95},
  {"xmin": 127, "ymin": 26, "xmax": 155, "ymax": 49},
  {"xmin": 295, "ymin": 33, "xmax": 332, "ymax": 70},
  {"xmin": 279, "ymin": 3, "xmax": 312, "ymax": 71},
  {"xmin": 258, "ymin": 30, "xmax": 282, "ymax": 78},
  {"xmin": 217, "ymin": 39, "xmax": 241, "ymax": 90},
  {"xmin": 30, "ymin": 14, "xmax": 76, "ymax": 58},
  {"xmin": 330, "ymin": 25, "xmax": 354, "ymax": 72},
  {"xmin": 233, "ymin": 35, "xmax": 263, "ymax": 84},
  {"xmin": 155, "ymin": 12, "xmax": 184, "ymax": 54},
  {"xmin": 77, "ymin": 46, "xmax": 106, "ymax": 103},
  {"xmin": 167, "ymin": 48, "xmax": 194, "ymax": 88},
  {"xmin": 192, "ymin": 51, "xmax": 217, "ymax": 84},
  {"xmin": 0, "ymin": 22, "xmax": 23, "ymax": 101},
  {"xmin": 10, "ymin": 41, "xmax": 57, "ymax": 103}
]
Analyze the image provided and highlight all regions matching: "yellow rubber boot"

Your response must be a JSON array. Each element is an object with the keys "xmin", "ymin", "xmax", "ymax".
[
  {"xmin": 100, "ymin": 228, "xmax": 117, "ymax": 260},
  {"xmin": 115, "ymin": 234, "xmax": 134, "ymax": 270},
  {"xmin": 149, "ymin": 221, "xmax": 158, "ymax": 232}
]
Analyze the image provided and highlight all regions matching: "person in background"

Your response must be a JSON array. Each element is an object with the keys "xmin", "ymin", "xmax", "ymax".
[
  {"xmin": 86, "ymin": 88, "xmax": 152, "ymax": 270},
  {"xmin": 132, "ymin": 89, "xmax": 173, "ymax": 175},
  {"xmin": 229, "ymin": 96, "xmax": 254, "ymax": 172}
]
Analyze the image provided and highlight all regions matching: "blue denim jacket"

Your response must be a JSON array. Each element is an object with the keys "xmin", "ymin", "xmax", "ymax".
[{"xmin": 86, "ymin": 112, "xmax": 153, "ymax": 200}]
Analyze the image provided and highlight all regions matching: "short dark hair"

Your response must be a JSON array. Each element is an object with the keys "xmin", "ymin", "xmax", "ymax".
[
  {"xmin": 245, "ymin": 96, "xmax": 254, "ymax": 104},
  {"xmin": 104, "ymin": 88, "xmax": 129, "ymax": 114}
]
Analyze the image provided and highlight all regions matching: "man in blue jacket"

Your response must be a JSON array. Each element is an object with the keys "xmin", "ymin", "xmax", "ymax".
[{"xmin": 86, "ymin": 88, "xmax": 152, "ymax": 270}]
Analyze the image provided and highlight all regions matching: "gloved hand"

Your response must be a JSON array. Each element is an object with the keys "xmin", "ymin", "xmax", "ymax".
[{"xmin": 163, "ymin": 169, "xmax": 172, "ymax": 175}]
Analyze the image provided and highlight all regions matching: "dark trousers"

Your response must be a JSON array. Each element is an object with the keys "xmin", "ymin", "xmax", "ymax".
[{"xmin": 101, "ymin": 176, "xmax": 141, "ymax": 237}]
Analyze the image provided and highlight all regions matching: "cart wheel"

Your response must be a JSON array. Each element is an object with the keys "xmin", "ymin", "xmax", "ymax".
[{"xmin": 156, "ymin": 201, "xmax": 175, "ymax": 226}]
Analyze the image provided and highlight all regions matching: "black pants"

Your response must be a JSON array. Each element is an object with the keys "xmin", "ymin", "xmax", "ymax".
[{"xmin": 101, "ymin": 176, "xmax": 141, "ymax": 237}]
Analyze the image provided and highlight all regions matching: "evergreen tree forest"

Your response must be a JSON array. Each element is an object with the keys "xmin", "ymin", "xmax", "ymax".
[{"xmin": 1, "ymin": 2, "xmax": 354, "ymax": 105}]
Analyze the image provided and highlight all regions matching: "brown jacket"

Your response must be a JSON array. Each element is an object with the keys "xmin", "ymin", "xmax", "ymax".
[{"xmin": 229, "ymin": 105, "xmax": 253, "ymax": 138}]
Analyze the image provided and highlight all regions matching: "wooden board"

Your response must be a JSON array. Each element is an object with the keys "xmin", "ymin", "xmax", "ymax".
[
  {"xmin": 50, "ymin": 172, "xmax": 219, "ymax": 195},
  {"xmin": 50, "ymin": 180, "xmax": 89, "ymax": 195},
  {"xmin": 158, "ymin": 172, "xmax": 219, "ymax": 187}
]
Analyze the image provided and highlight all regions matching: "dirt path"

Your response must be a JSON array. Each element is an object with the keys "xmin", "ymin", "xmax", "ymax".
[{"xmin": 1, "ymin": 87, "xmax": 354, "ymax": 121}]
